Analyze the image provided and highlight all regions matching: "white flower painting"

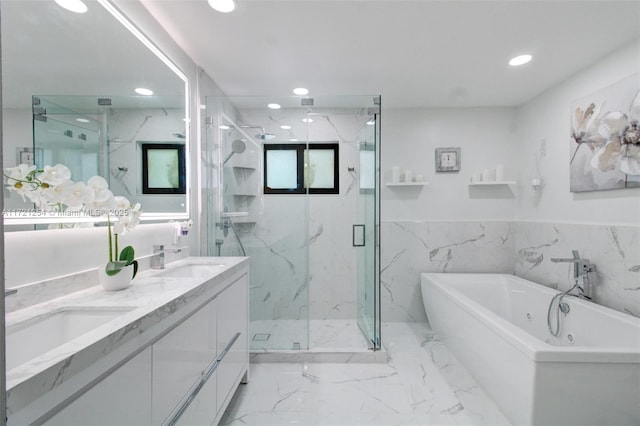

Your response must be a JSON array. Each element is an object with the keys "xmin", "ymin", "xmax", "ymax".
[{"xmin": 570, "ymin": 73, "xmax": 640, "ymax": 192}]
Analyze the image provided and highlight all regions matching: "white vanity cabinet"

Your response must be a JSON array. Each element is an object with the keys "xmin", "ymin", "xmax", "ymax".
[
  {"xmin": 153, "ymin": 271, "xmax": 249, "ymax": 426},
  {"xmin": 14, "ymin": 259, "xmax": 250, "ymax": 426},
  {"xmin": 152, "ymin": 296, "xmax": 218, "ymax": 424},
  {"xmin": 46, "ymin": 347, "xmax": 153, "ymax": 426},
  {"xmin": 216, "ymin": 274, "xmax": 249, "ymax": 412}
]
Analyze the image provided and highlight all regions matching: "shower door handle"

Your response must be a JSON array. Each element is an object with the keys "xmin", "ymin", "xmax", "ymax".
[{"xmin": 353, "ymin": 224, "xmax": 365, "ymax": 247}]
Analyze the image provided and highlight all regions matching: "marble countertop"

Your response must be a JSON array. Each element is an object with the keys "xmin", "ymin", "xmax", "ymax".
[{"xmin": 5, "ymin": 256, "xmax": 249, "ymax": 418}]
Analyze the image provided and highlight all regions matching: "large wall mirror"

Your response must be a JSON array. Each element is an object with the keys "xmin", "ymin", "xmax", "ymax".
[{"xmin": 1, "ymin": 0, "xmax": 190, "ymax": 229}]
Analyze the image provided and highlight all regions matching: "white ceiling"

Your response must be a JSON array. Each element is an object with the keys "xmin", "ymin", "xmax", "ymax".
[{"xmin": 142, "ymin": 0, "xmax": 640, "ymax": 108}]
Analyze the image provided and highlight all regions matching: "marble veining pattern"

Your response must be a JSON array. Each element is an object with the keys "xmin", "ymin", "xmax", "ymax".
[
  {"xmin": 221, "ymin": 322, "xmax": 511, "ymax": 426},
  {"xmin": 515, "ymin": 221, "xmax": 640, "ymax": 317},
  {"xmin": 381, "ymin": 221, "xmax": 515, "ymax": 322},
  {"xmin": 5, "ymin": 257, "xmax": 248, "ymax": 418},
  {"xmin": 382, "ymin": 220, "xmax": 639, "ymax": 322}
]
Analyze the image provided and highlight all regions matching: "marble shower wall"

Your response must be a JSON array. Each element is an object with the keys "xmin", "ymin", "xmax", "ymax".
[
  {"xmin": 381, "ymin": 221, "xmax": 515, "ymax": 322},
  {"xmin": 515, "ymin": 221, "xmax": 640, "ymax": 318},
  {"xmin": 220, "ymin": 108, "xmax": 372, "ymax": 321}
]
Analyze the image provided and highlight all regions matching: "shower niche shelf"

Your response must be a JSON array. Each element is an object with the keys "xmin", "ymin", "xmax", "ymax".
[
  {"xmin": 385, "ymin": 182, "xmax": 429, "ymax": 187},
  {"xmin": 468, "ymin": 181, "xmax": 517, "ymax": 186},
  {"xmin": 232, "ymin": 165, "xmax": 256, "ymax": 171}
]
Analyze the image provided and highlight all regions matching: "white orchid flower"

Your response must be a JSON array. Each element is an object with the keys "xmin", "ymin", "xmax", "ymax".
[
  {"xmin": 4, "ymin": 164, "xmax": 38, "ymax": 201},
  {"xmin": 65, "ymin": 181, "xmax": 95, "ymax": 209},
  {"xmin": 41, "ymin": 179, "xmax": 74, "ymax": 205},
  {"xmin": 38, "ymin": 164, "xmax": 71, "ymax": 187},
  {"xmin": 113, "ymin": 196, "xmax": 131, "ymax": 210},
  {"xmin": 591, "ymin": 90, "xmax": 640, "ymax": 175},
  {"xmin": 5, "ymin": 163, "xmax": 36, "ymax": 183},
  {"xmin": 114, "ymin": 202, "xmax": 142, "ymax": 235}
]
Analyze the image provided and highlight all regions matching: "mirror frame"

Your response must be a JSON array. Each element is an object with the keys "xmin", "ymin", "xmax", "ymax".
[{"xmin": 3, "ymin": 0, "xmax": 190, "ymax": 227}]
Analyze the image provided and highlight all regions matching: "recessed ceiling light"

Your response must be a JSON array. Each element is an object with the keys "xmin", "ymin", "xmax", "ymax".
[
  {"xmin": 135, "ymin": 87, "xmax": 154, "ymax": 96},
  {"xmin": 267, "ymin": 103, "xmax": 281, "ymax": 110},
  {"xmin": 76, "ymin": 118, "xmax": 90, "ymax": 123},
  {"xmin": 55, "ymin": 0, "xmax": 88, "ymax": 14},
  {"xmin": 302, "ymin": 118, "xmax": 313, "ymax": 123},
  {"xmin": 207, "ymin": 0, "xmax": 236, "ymax": 13},
  {"xmin": 280, "ymin": 125, "xmax": 292, "ymax": 130},
  {"xmin": 199, "ymin": 104, "xmax": 207, "ymax": 110},
  {"xmin": 366, "ymin": 118, "xmax": 375, "ymax": 126},
  {"xmin": 289, "ymin": 138, "xmax": 299, "ymax": 142},
  {"xmin": 509, "ymin": 54, "xmax": 532, "ymax": 67},
  {"xmin": 219, "ymin": 125, "xmax": 230, "ymax": 130},
  {"xmin": 293, "ymin": 87, "xmax": 309, "ymax": 96}
]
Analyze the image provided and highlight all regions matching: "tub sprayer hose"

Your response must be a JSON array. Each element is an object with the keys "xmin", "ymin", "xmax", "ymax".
[{"xmin": 547, "ymin": 281, "xmax": 579, "ymax": 337}]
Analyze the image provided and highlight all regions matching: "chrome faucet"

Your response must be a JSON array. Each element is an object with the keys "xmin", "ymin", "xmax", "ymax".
[
  {"xmin": 551, "ymin": 250, "xmax": 596, "ymax": 300},
  {"xmin": 5, "ymin": 289, "xmax": 17, "ymax": 297},
  {"xmin": 151, "ymin": 244, "xmax": 182, "ymax": 270}
]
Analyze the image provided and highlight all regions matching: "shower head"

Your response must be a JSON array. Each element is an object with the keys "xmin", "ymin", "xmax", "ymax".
[
  {"xmin": 256, "ymin": 132, "xmax": 276, "ymax": 140},
  {"xmin": 172, "ymin": 131, "xmax": 186, "ymax": 139},
  {"xmin": 223, "ymin": 139, "xmax": 247, "ymax": 164},
  {"xmin": 239, "ymin": 125, "xmax": 276, "ymax": 140}
]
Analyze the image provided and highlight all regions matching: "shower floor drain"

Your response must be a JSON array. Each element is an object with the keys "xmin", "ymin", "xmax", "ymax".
[{"xmin": 252, "ymin": 333, "xmax": 271, "ymax": 341}]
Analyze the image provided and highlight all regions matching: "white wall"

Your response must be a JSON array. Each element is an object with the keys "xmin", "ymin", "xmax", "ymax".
[
  {"xmin": 382, "ymin": 107, "xmax": 519, "ymax": 221},
  {"xmin": 516, "ymin": 40, "xmax": 640, "ymax": 225}
]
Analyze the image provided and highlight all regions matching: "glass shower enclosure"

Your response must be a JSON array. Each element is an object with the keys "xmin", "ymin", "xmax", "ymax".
[{"xmin": 204, "ymin": 95, "xmax": 380, "ymax": 352}]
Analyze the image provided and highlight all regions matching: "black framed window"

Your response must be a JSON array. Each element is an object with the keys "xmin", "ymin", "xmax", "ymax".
[
  {"xmin": 141, "ymin": 143, "xmax": 186, "ymax": 194},
  {"xmin": 264, "ymin": 143, "xmax": 339, "ymax": 194}
]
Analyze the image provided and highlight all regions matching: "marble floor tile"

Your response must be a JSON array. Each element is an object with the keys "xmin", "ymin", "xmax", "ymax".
[
  {"xmin": 250, "ymin": 319, "xmax": 371, "ymax": 351},
  {"xmin": 221, "ymin": 322, "xmax": 511, "ymax": 426}
]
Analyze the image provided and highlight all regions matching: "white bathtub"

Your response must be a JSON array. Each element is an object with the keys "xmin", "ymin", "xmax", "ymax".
[{"xmin": 420, "ymin": 273, "xmax": 640, "ymax": 426}]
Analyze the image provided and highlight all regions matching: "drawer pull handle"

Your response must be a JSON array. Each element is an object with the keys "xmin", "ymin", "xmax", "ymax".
[{"xmin": 165, "ymin": 332, "xmax": 241, "ymax": 426}]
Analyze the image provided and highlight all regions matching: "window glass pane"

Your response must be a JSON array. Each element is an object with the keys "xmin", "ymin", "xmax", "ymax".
[
  {"xmin": 266, "ymin": 149, "xmax": 298, "ymax": 189},
  {"xmin": 308, "ymin": 149, "xmax": 335, "ymax": 189}
]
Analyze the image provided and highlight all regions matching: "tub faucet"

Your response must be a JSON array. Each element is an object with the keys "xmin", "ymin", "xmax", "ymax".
[
  {"xmin": 151, "ymin": 244, "xmax": 182, "ymax": 270},
  {"xmin": 4, "ymin": 288, "xmax": 17, "ymax": 297},
  {"xmin": 550, "ymin": 250, "xmax": 596, "ymax": 300}
]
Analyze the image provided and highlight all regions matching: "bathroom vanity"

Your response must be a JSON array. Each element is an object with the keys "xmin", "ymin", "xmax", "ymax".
[{"xmin": 5, "ymin": 257, "xmax": 249, "ymax": 425}]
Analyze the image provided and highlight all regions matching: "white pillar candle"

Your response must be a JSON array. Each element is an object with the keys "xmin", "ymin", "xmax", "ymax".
[
  {"xmin": 391, "ymin": 166, "xmax": 400, "ymax": 183},
  {"xmin": 481, "ymin": 169, "xmax": 493, "ymax": 182},
  {"xmin": 495, "ymin": 164, "xmax": 504, "ymax": 181},
  {"xmin": 404, "ymin": 170, "xmax": 413, "ymax": 183}
]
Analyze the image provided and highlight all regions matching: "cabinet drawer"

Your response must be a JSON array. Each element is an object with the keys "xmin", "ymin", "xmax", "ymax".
[
  {"xmin": 216, "ymin": 274, "xmax": 248, "ymax": 410},
  {"xmin": 46, "ymin": 347, "xmax": 152, "ymax": 426},
  {"xmin": 153, "ymin": 299, "xmax": 217, "ymax": 424}
]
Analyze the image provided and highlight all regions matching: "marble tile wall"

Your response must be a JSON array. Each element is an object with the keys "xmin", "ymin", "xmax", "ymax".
[
  {"xmin": 219, "ymin": 108, "xmax": 370, "ymax": 322},
  {"xmin": 515, "ymin": 221, "xmax": 640, "ymax": 317},
  {"xmin": 381, "ymin": 220, "xmax": 640, "ymax": 322},
  {"xmin": 381, "ymin": 221, "xmax": 515, "ymax": 322}
]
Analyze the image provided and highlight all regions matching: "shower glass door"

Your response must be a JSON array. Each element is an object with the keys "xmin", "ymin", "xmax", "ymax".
[
  {"xmin": 356, "ymin": 97, "xmax": 381, "ymax": 349},
  {"xmin": 206, "ymin": 96, "xmax": 310, "ymax": 352}
]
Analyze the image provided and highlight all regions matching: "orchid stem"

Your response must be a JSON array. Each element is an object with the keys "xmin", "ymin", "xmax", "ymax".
[
  {"xmin": 107, "ymin": 215, "xmax": 113, "ymax": 263},
  {"xmin": 115, "ymin": 234, "xmax": 119, "ymax": 261}
]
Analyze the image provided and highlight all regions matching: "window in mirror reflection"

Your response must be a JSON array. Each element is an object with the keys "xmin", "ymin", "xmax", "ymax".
[{"xmin": 141, "ymin": 143, "xmax": 186, "ymax": 194}]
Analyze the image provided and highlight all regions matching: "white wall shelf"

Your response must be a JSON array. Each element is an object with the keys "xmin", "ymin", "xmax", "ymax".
[
  {"xmin": 385, "ymin": 182, "xmax": 429, "ymax": 187},
  {"xmin": 468, "ymin": 181, "xmax": 517, "ymax": 186}
]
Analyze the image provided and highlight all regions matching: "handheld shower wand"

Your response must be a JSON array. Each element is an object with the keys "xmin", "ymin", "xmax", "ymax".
[{"xmin": 223, "ymin": 139, "xmax": 247, "ymax": 164}]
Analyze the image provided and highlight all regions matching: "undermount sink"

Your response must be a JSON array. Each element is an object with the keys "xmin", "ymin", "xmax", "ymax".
[
  {"xmin": 154, "ymin": 263, "xmax": 225, "ymax": 278},
  {"xmin": 6, "ymin": 307, "xmax": 135, "ymax": 371}
]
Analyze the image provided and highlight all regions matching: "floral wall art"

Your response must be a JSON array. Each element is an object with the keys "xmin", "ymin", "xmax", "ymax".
[{"xmin": 570, "ymin": 73, "xmax": 640, "ymax": 192}]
